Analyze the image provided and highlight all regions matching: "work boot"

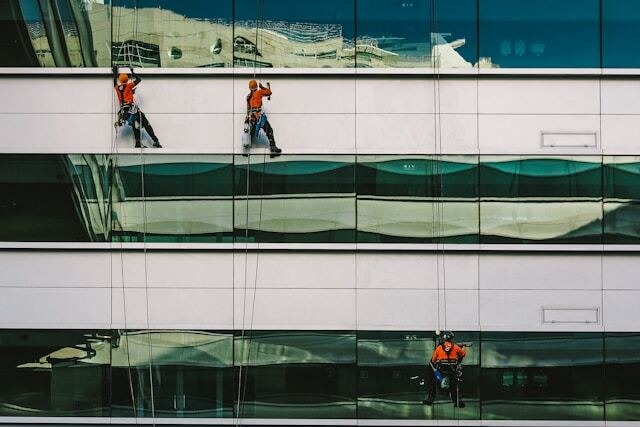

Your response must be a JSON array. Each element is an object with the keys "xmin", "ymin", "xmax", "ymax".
[
  {"xmin": 134, "ymin": 142, "xmax": 143, "ymax": 148},
  {"xmin": 153, "ymin": 141, "xmax": 162, "ymax": 148},
  {"xmin": 269, "ymin": 144, "xmax": 282, "ymax": 157},
  {"xmin": 421, "ymin": 399, "xmax": 433, "ymax": 406}
]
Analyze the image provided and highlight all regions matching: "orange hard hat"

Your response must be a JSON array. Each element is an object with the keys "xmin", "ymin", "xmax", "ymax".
[
  {"xmin": 248, "ymin": 79, "xmax": 257, "ymax": 90},
  {"xmin": 118, "ymin": 73, "xmax": 128, "ymax": 84}
]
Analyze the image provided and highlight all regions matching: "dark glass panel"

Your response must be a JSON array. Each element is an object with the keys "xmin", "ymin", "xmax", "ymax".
[
  {"xmin": 112, "ymin": 155, "xmax": 234, "ymax": 243},
  {"xmin": 356, "ymin": 0, "xmax": 477, "ymax": 68},
  {"xmin": 113, "ymin": 0, "xmax": 232, "ymax": 68},
  {"xmin": 234, "ymin": 155, "xmax": 356, "ymax": 243},
  {"xmin": 603, "ymin": 157, "xmax": 640, "ymax": 243},
  {"xmin": 357, "ymin": 331, "xmax": 479, "ymax": 419},
  {"xmin": 479, "ymin": 156, "xmax": 602, "ymax": 243},
  {"xmin": 0, "ymin": 154, "xmax": 107, "ymax": 242},
  {"xmin": 603, "ymin": 0, "xmax": 640, "ymax": 68},
  {"xmin": 235, "ymin": 331, "xmax": 356, "ymax": 418},
  {"xmin": 0, "ymin": 330, "xmax": 111, "ymax": 416},
  {"xmin": 605, "ymin": 333, "xmax": 640, "ymax": 420},
  {"xmin": 481, "ymin": 332, "xmax": 604, "ymax": 420},
  {"xmin": 357, "ymin": 155, "xmax": 479, "ymax": 243},
  {"xmin": 479, "ymin": 0, "xmax": 600, "ymax": 68},
  {"xmin": 111, "ymin": 330, "xmax": 234, "ymax": 418},
  {"xmin": 234, "ymin": 0, "xmax": 354, "ymax": 68}
]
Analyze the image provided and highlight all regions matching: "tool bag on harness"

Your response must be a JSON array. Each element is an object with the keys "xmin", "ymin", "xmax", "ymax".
[{"xmin": 116, "ymin": 103, "xmax": 139, "ymax": 128}]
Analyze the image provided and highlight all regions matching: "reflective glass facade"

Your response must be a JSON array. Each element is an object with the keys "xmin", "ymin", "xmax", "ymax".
[
  {"xmin": 4, "ymin": 154, "xmax": 640, "ymax": 244},
  {"xmin": 1, "ymin": 330, "xmax": 638, "ymax": 421},
  {"xmin": 4, "ymin": 0, "xmax": 640, "ymax": 68}
]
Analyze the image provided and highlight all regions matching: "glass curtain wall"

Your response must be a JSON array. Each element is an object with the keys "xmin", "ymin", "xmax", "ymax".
[
  {"xmin": 356, "ymin": 0, "xmax": 477, "ymax": 68},
  {"xmin": 111, "ymin": 154, "xmax": 234, "ymax": 243},
  {"xmin": 6, "ymin": 0, "xmax": 640, "ymax": 68},
  {"xmin": 233, "ymin": 154, "xmax": 356, "ymax": 243},
  {"xmin": 479, "ymin": 156, "xmax": 602, "ymax": 243},
  {"xmin": 234, "ymin": 331, "xmax": 357, "ymax": 418},
  {"xmin": 603, "ymin": 156, "xmax": 640, "ymax": 243},
  {"xmin": 356, "ymin": 155, "xmax": 478, "ymax": 243},
  {"xmin": 2, "ymin": 330, "xmax": 640, "ymax": 420},
  {"xmin": 5, "ymin": 154, "xmax": 640, "ymax": 244}
]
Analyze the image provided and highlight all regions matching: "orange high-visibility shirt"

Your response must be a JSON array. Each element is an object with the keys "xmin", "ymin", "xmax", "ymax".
[
  {"xmin": 431, "ymin": 343, "xmax": 466, "ymax": 363},
  {"xmin": 114, "ymin": 81, "xmax": 137, "ymax": 104},
  {"xmin": 248, "ymin": 87, "xmax": 272, "ymax": 110}
]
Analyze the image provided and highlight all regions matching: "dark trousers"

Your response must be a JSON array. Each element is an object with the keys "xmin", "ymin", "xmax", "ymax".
[
  {"xmin": 425, "ymin": 367, "xmax": 461, "ymax": 404},
  {"xmin": 251, "ymin": 117, "xmax": 276, "ymax": 147},
  {"xmin": 131, "ymin": 110, "xmax": 159, "ymax": 145}
]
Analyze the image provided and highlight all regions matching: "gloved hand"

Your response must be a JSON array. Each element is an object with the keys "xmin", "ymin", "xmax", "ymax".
[
  {"xmin": 259, "ymin": 83, "xmax": 265, "ymax": 89},
  {"xmin": 112, "ymin": 65, "xmax": 118, "ymax": 75}
]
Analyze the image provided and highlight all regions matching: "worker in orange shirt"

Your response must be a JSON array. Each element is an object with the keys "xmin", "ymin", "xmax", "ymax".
[
  {"xmin": 422, "ymin": 331, "xmax": 466, "ymax": 408},
  {"xmin": 113, "ymin": 66, "xmax": 161, "ymax": 148},
  {"xmin": 245, "ymin": 79, "xmax": 281, "ymax": 156}
]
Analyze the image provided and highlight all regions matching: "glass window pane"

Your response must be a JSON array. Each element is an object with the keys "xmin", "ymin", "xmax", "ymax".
[
  {"xmin": 1, "ymin": 0, "xmax": 111, "ymax": 67},
  {"xmin": 604, "ymin": 156, "xmax": 640, "ymax": 243},
  {"xmin": 234, "ymin": 155, "xmax": 356, "ymax": 243},
  {"xmin": 112, "ymin": 0, "xmax": 232, "ymax": 68},
  {"xmin": 603, "ymin": 0, "xmax": 640, "ymax": 68},
  {"xmin": 605, "ymin": 333, "xmax": 640, "ymax": 420},
  {"xmin": 112, "ymin": 155, "xmax": 234, "ymax": 243},
  {"xmin": 0, "ymin": 330, "xmax": 111, "ymax": 416},
  {"xmin": 479, "ymin": 156, "xmax": 602, "ymax": 243},
  {"xmin": 481, "ymin": 332, "xmax": 604, "ymax": 420},
  {"xmin": 0, "ymin": 154, "xmax": 109, "ymax": 242},
  {"xmin": 479, "ymin": 0, "xmax": 600, "ymax": 68},
  {"xmin": 234, "ymin": 0, "xmax": 354, "ymax": 68},
  {"xmin": 234, "ymin": 331, "xmax": 356, "ymax": 418},
  {"xmin": 358, "ymin": 331, "xmax": 479, "ymax": 419},
  {"xmin": 356, "ymin": 155, "xmax": 479, "ymax": 243},
  {"xmin": 111, "ymin": 330, "xmax": 234, "ymax": 418},
  {"xmin": 356, "ymin": 0, "xmax": 477, "ymax": 68}
]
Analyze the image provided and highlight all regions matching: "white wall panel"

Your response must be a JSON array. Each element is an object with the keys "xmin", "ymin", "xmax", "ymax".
[
  {"xmin": 601, "ymin": 115, "xmax": 640, "ymax": 154},
  {"xmin": 112, "ymin": 288, "xmax": 233, "ymax": 329},
  {"xmin": 603, "ymin": 290, "xmax": 640, "ymax": 331},
  {"xmin": 479, "ymin": 290, "xmax": 603, "ymax": 331},
  {"xmin": 136, "ymin": 78, "xmax": 233, "ymax": 114},
  {"xmin": 233, "ymin": 77, "xmax": 355, "ymax": 114},
  {"xmin": 0, "ymin": 78, "xmax": 112, "ymax": 114},
  {"xmin": 480, "ymin": 254, "xmax": 603, "ymax": 290},
  {"xmin": 234, "ymin": 288, "xmax": 356, "ymax": 330},
  {"xmin": 114, "ymin": 113, "xmax": 234, "ymax": 152},
  {"xmin": 356, "ymin": 113, "xmax": 434, "ymax": 154},
  {"xmin": 479, "ymin": 114, "xmax": 601, "ymax": 154},
  {"xmin": 0, "ymin": 288, "xmax": 110, "ymax": 328},
  {"xmin": 357, "ymin": 113, "xmax": 478, "ymax": 154},
  {"xmin": 234, "ymin": 252, "xmax": 355, "ymax": 289},
  {"xmin": 478, "ymin": 80, "xmax": 600, "ymax": 114},
  {"xmin": 444, "ymin": 289, "xmax": 480, "ymax": 330},
  {"xmin": 111, "ymin": 252, "xmax": 233, "ymax": 288},
  {"xmin": 234, "ymin": 112, "xmax": 356, "ymax": 153},
  {"xmin": 603, "ymin": 256, "xmax": 640, "ymax": 290},
  {"xmin": 602, "ymin": 80, "xmax": 640, "ymax": 114},
  {"xmin": 0, "ymin": 251, "xmax": 110, "ymax": 287},
  {"xmin": 0, "ymin": 114, "xmax": 112, "ymax": 153},
  {"xmin": 357, "ymin": 289, "xmax": 438, "ymax": 330},
  {"xmin": 355, "ymin": 79, "xmax": 477, "ymax": 114},
  {"xmin": 356, "ymin": 253, "xmax": 478, "ymax": 290}
]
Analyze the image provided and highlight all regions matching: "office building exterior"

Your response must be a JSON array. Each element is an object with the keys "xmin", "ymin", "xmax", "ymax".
[{"xmin": 1, "ymin": 0, "xmax": 640, "ymax": 425}]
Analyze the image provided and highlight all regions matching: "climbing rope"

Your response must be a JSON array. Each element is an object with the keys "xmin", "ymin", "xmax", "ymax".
[
  {"xmin": 111, "ymin": 0, "xmax": 155, "ymax": 423},
  {"xmin": 236, "ymin": 0, "xmax": 269, "ymax": 423}
]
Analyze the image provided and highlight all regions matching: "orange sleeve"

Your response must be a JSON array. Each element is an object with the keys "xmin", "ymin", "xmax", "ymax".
[
  {"xmin": 257, "ymin": 88, "xmax": 272, "ymax": 98},
  {"xmin": 431, "ymin": 347, "xmax": 440, "ymax": 363}
]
